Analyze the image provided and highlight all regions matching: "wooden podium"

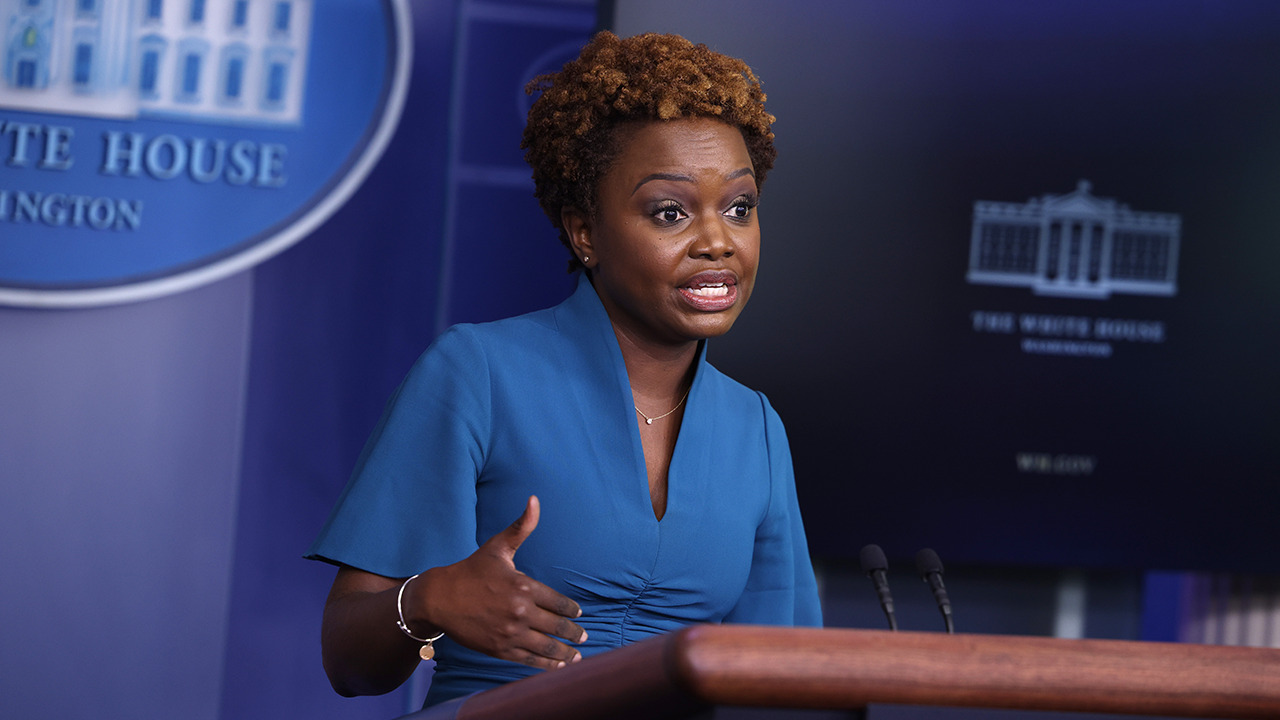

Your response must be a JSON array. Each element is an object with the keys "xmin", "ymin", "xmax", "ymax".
[{"xmin": 410, "ymin": 625, "xmax": 1280, "ymax": 720}]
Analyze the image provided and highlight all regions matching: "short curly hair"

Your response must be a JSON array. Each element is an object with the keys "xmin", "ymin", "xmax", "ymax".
[{"xmin": 521, "ymin": 31, "xmax": 776, "ymax": 272}]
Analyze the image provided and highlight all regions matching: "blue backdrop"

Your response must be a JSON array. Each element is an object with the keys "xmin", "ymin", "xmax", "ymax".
[
  {"xmin": 0, "ymin": 2, "xmax": 594, "ymax": 718},
  {"xmin": 223, "ymin": 2, "xmax": 591, "ymax": 717}
]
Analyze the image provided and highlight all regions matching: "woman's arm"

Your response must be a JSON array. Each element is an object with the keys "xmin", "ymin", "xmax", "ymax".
[
  {"xmin": 319, "ymin": 496, "xmax": 589, "ymax": 696},
  {"xmin": 722, "ymin": 396, "xmax": 822, "ymax": 627},
  {"xmin": 320, "ymin": 567, "xmax": 421, "ymax": 696}
]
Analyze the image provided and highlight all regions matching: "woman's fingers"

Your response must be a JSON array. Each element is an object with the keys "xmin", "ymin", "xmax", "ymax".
[
  {"xmin": 524, "ymin": 571, "xmax": 586, "ymax": 622},
  {"xmin": 487, "ymin": 574, "xmax": 586, "ymax": 643},
  {"xmin": 428, "ymin": 496, "xmax": 589, "ymax": 669},
  {"xmin": 480, "ymin": 496, "xmax": 586, "ymax": 635},
  {"xmin": 510, "ymin": 628, "xmax": 584, "ymax": 669},
  {"xmin": 525, "ymin": 597, "xmax": 588, "ymax": 645},
  {"xmin": 472, "ymin": 593, "xmax": 584, "ymax": 667}
]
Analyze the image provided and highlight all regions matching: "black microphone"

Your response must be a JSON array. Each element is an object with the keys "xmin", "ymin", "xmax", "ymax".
[
  {"xmin": 915, "ymin": 547, "xmax": 954, "ymax": 633},
  {"xmin": 859, "ymin": 544, "xmax": 898, "ymax": 631}
]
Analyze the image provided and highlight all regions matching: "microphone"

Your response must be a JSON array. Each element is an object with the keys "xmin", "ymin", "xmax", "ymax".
[
  {"xmin": 915, "ymin": 548, "xmax": 954, "ymax": 633},
  {"xmin": 859, "ymin": 544, "xmax": 898, "ymax": 631}
]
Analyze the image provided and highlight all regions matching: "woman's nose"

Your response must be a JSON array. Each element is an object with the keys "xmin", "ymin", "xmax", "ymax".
[{"xmin": 690, "ymin": 217, "xmax": 735, "ymax": 260}]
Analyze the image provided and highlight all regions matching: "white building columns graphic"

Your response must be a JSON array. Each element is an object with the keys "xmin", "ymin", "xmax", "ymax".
[
  {"xmin": 968, "ymin": 180, "xmax": 1180, "ymax": 299},
  {"xmin": 1, "ymin": 0, "xmax": 312, "ymax": 126}
]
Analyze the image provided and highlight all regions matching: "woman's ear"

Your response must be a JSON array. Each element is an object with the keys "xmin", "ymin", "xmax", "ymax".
[{"xmin": 561, "ymin": 207, "xmax": 594, "ymax": 267}]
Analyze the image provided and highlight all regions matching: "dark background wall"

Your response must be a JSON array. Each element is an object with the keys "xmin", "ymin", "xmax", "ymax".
[{"xmin": 611, "ymin": 0, "xmax": 1280, "ymax": 575}]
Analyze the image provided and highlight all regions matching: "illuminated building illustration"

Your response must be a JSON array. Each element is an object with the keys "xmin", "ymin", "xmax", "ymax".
[
  {"xmin": 1, "ymin": 0, "xmax": 312, "ymax": 125},
  {"xmin": 967, "ymin": 180, "xmax": 1180, "ymax": 299}
]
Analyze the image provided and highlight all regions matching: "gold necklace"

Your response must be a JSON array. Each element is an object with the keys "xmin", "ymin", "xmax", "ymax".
[{"xmin": 635, "ymin": 386, "xmax": 691, "ymax": 426}]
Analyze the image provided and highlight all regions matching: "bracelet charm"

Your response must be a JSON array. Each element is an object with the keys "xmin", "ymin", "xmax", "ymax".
[{"xmin": 395, "ymin": 573, "xmax": 445, "ymax": 661}]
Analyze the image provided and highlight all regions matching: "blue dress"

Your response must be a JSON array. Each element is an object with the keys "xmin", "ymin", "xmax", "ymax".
[{"xmin": 307, "ymin": 274, "xmax": 822, "ymax": 706}]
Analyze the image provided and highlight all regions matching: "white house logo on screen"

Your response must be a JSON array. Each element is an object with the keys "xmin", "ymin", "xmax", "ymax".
[
  {"xmin": 966, "ymin": 181, "xmax": 1180, "ymax": 299},
  {"xmin": 0, "ymin": 0, "xmax": 411, "ymax": 307}
]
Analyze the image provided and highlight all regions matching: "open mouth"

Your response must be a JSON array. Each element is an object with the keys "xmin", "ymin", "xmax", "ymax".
[
  {"xmin": 679, "ymin": 272, "xmax": 739, "ymax": 311},
  {"xmin": 686, "ymin": 283, "xmax": 731, "ymax": 298}
]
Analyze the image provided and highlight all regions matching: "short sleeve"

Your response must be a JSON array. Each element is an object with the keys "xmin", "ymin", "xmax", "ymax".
[
  {"xmin": 305, "ymin": 326, "xmax": 490, "ymax": 578},
  {"xmin": 723, "ymin": 395, "xmax": 823, "ymax": 627}
]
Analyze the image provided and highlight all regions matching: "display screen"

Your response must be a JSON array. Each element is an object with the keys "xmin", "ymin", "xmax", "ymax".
[{"xmin": 610, "ymin": 0, "xmax": 1280, "ymax": 572}]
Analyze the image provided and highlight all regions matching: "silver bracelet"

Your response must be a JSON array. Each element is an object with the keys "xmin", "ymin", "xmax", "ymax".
[{"xmin": 395, "ymin": 573, "xmax": 445, "ymax": 660}]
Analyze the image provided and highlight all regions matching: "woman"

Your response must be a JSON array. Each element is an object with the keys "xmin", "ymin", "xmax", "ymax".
[{"xmin": 307, "ymin": 31, "xmax": 821, "ymax": 709}]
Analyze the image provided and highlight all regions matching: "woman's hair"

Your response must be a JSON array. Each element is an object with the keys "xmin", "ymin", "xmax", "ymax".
[{"xmin": 521, "ymin": 31, "xmax": 776, "ymax": 271}]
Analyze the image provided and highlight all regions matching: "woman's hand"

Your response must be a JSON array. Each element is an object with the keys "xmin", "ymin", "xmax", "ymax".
[
  {"xmin": 320, "ymin": 496, "xmax": 587, "ymax": 696},
  {"xmin": 405, "ymin": 495, "xmax": 588, "ymax": 669}
]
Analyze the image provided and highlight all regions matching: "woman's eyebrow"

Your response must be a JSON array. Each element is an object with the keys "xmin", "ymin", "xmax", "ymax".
[
  {"xmin": 631, "ymin": 167, "xmax": 756, "ymax": 195},
  {"xmin": 632, "ymin": 172, "xmax": 692, "ymax": 195}
]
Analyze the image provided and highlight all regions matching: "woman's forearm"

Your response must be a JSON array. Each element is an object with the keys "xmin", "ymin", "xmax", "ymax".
[{"xmin": 320, "ymin": 567, "xmax": 427, "ymax": 697}]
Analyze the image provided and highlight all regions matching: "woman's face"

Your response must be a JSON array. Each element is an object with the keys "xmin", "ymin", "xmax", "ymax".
[{"xmin": 565, "ymin": 117, "xmax": 761, "ymax": 350}]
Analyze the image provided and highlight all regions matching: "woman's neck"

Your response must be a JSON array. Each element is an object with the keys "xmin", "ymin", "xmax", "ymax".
[{"xmin": 610, "ymin": 325, "xmax": 699, "ymax": 403}]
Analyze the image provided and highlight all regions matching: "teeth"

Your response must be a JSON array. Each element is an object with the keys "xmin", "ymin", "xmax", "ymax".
[{"xmin": 688, "ymin": 284, "xmax": 729, "ymax": 297}]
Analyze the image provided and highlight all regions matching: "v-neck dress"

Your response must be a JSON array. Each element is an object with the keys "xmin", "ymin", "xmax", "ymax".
[{"xmin": 307, "ymin": 274, "xmax": 822, "ymax": 706}]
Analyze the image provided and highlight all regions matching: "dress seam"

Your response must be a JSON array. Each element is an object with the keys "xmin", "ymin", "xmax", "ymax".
[{"xmin": 618, "ymin": 574, "xmax": 656, "ymax": 647}]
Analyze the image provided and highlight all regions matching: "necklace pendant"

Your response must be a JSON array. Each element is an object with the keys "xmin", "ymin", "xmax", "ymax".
[{"xmin": 645, "ymin": 418, "xmax": 653, "ymax": 425}]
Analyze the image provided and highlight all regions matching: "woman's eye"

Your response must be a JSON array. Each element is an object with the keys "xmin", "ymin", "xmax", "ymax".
[
  {"xmin": 726, "ymin": 196, "xmax": 758, "ymax": 220},
  {"xmin": 653, "ymin": 203, "xmax": 686, "ymax": 224}
]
